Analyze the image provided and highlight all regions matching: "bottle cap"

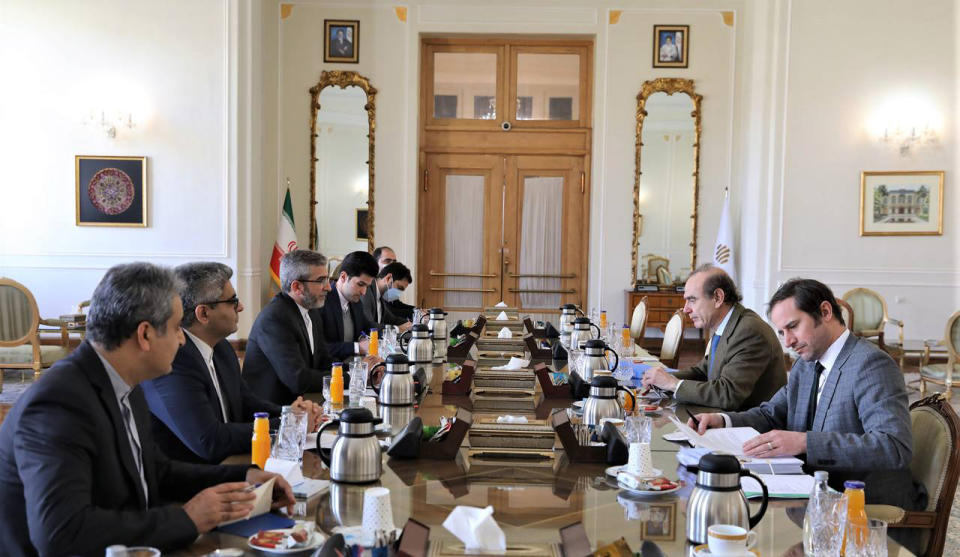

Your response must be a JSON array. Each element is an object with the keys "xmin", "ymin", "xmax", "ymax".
[
  {"xmin": 843, "ymin": 480, "xmax": 865, "ymax": 490},
  {"xmin": 814, "ymin": 471, "xmax": 828, "ymax": 480},
  {"xmin": 253, "ymin": 412, "xmax": 269, "ymax": 419}
]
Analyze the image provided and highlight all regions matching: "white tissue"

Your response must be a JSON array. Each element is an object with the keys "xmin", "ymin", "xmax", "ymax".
[
  {"xmin": 442, "ymin": 505, "xmax": 506, "ymax": 553},
  {"xmin": 497, "ymin": 327, "xmax": 512, "ymax": 338},
  {"xmin": 491, "ymin": 357, "xmax": 530, "ymax": 370},
  {"xmin": 494, "ymin": 301, "xmax": 508, "ymax": 308},
  {"xmin": 265, "ymin": 457, "xmax": 304, "ymax": 485},
  {"xmin": 496, "ymin": 415, "xmax": 528, "ymax": 424},
  {"xmin": 495, "ymin": 311, "xmax": 509, "ymax": 321}
]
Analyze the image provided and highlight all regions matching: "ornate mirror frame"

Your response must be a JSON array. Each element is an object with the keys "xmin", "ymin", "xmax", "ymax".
[
  {"xmin": 630, "ymin": 77, "xmax": 703, "ymax": 285},
  {"xmin": 309, "ymin": 70, "xmax": 378, "ymax": 252}
]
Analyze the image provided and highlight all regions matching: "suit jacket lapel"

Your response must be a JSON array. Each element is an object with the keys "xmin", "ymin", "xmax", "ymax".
[
  {"xmin": 710, "ymin": 305, "xmax": 742, "ymax": 380},
  {"xmin": 281, "ymin": 292, "xmax": 314, "ymax": 362},
  {"xmin": 812, "ymin": 334, "xmax": 859, "ymax": 431},
  {"xmin": 212, "ymin": 341, "xmax": 241, "ymax": 422},
  {"xmin": 182, "ymin": 336, "xmax": 225, "ymax": 422},
  {"xmin": 796, "ymin": 360, "xmax": 817, "ymax": 431},
  {"xmin": 82, "ymin": 343, "xmax": 148, "ymax": 509},
  {"xmin": 129, "ymin": 387, "xmax": 157, "ymax": 505}
]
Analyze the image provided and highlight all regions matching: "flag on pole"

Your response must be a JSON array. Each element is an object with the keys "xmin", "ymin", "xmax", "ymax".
[
  {"xmin": 713, "ymin": 188, "xmax": 736, "ymax": 281},
  {"xmin": 269, "ymin": 186, "xmax": 298, "ymax": 287}
]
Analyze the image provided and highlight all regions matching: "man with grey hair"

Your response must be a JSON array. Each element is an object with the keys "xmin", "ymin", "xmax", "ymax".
[
  {"xmin": 142, "ymin": 262, "xmax": 322, "ymax": 464},
  {"xmin": 0, "ymin": 262, "xmax": 294, "ymax": 555},
  {"xmin": 641, "ymin": 264, "xmax": 786, "ymax": 410},
  {"xmin": 244, "ymin": 249, "xmax": 340, "ymax": 404}
]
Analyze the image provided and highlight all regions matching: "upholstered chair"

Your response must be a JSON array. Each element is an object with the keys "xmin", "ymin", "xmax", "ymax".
[
  {"xmin": 656, "ymin": 266, "xmax": 673, "ymax": 287},
  {"xmin": 918, "ymin": 311, "xmax": 960, "ymax": 399},
  {"xmin": 658, "ymin": 310, "xmax": 684, "ymax": 369},
  {"xmin": 841, "ymin": 288, "xmax": 904, "ymax": 366},
  {"xmin": 643, "ymin": 255, "xmax": 670, "ymax": 283},
  {"xmin": 867, "ymin": 394, "xmax": 960, "ymax": 557},
  {"xmin": 0, "ymin": 278, "xmax": 70, "ymax": 386},
  {"xmin": 835, "ymin": 297, "xmax": 855, "ymax": 334},
  {"xmin": 630, "ymin": 296, "xmax": 648, "ymax": 347}
]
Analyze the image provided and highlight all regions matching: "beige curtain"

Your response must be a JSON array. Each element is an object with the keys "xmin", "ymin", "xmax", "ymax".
[
  {"xmin": 444, "ymin": 174, "xmax": 485, "ymax": 308},
  {"xmin": 518, "ymin": 176, "xmax": 564, "ymax": 309}
]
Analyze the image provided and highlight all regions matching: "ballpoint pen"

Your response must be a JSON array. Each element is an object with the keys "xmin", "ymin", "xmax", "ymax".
[{"xmin": 683, "ymin": 407, "xmax": 701, "ymax": 429}]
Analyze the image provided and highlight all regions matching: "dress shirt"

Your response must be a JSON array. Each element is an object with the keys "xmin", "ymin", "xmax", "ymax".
[
  {"xmin": 297, "ymin": 303, "xmax": 315, "ymax": 355},
  {"xmin": 93, "ymin": 349, "xmax": 149, "ymax": 507},
  {"xmin": 719, "ymin": 328, "xmax": 852, "ymax": 428},
  {"xmin": 337, "ymin": 285, "xmax": 360, "ymax": 354},
  {"xmin": 375, "ymin": 285, "xmax": 383, "ymax": 324},
  {"xmin": 676, "ymin": 306, "xmax": 734, "ymax": 392},
  {"xmin": 182, "ymin": 328, "xmax": 230, "ymax": 422}
]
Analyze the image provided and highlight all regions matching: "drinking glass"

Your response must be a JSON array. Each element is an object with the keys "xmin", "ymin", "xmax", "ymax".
[
  {"xmin": 322, "ymin": 376, "xmax": 332, "ymax": 413},
  {"xmin": 806, "ymin": 491, "xmax": 848, "ymax": 557},
  {"xmin": 845, "ymin": 519, "xmax": 888, "ymax": 557},
  {"xmin": 568, "ymin": 348, "xmax": 584, "ymax": 377}
]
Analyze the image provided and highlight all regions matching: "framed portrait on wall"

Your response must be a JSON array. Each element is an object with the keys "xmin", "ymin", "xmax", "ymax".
[
  {"xmin": 860, "ymin": 170, "xmax": 944, "ymax": 236},
  {"xmin": 653, "ymin": 25, "xmax": 689, "ymax": 68},
  {"xmin": 75, "ymin": 155, "xmax": 147, "ymax": 227},
  {"xmin": 356, "ymin": 208, "xmax": 370, "ymax": 241},
  {"xmin": 324, "ymin": 19, "xmax": 359, "ymax": 63}
]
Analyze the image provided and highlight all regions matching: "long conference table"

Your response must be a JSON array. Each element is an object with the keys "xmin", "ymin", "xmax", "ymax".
[{"xmin": 176, "ymin": 358, "xmax": 916, "ymax": 557}]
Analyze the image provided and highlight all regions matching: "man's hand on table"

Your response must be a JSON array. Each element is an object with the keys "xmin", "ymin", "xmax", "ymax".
[
  {"xmin": 687, "ymin": 412, "xmax": 725, "ymax": 434},
  {"xmin": 183, "ymin": 481, "xmax": 255, "ymax": 533},
  {"xmin": 641, "ymin": 367, "xmax": 679, "ymax": 392},
  {"xmin": 742, "ymin": 430, "xmax": 807, "ymax": 458},
  {"xmin": 246, "ymin": 468, "xmax": 296, "ymax": 514}
]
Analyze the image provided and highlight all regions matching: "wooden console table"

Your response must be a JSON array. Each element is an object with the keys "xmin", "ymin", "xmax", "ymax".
[{"xmin": 624, "ymin": 289, "xmax": 692, "ymax": 331}]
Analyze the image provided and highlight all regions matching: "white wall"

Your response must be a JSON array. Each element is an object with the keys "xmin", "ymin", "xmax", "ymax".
[{"xmin": 0, "ymin": 0, "xmax": 236, "ymax": 319}]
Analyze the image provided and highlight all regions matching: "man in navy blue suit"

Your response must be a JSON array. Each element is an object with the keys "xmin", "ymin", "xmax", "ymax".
[
  {"xmin": 321, "ymin": 250, "xmax": 378, "ymax": 361},
  {"xmin": 0, "ymin": 263, "xmax": 295, "ymax": 556},
  {"xmin": 142, "ymin": 262, "xmax": 321, "ymax": 464}
]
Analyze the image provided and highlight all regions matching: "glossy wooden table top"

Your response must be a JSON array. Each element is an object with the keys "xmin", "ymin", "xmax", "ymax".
[{"xmin": 179, "ymin": 363, "xmax": 915, "ymax": 557}]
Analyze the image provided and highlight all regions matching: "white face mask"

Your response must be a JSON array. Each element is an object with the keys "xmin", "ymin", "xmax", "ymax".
[{"xmin": 382, "ymin": 286, "xmax": 403, "ymax": 302}]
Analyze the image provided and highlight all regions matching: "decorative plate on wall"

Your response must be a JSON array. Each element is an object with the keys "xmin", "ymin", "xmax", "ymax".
[
  {"xmin": 75, "ymin": 155, "xmax": 147, "ymax": 227},
  {"xmin": 88, "ymin": 168, "xmax": 135, "ymax": 215}
]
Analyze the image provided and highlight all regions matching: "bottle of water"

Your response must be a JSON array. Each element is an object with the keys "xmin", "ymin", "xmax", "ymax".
[
  {"xmin": 349, "ymin": 359, "xmax": 366, "ymax": 406},
  {"xmin": 273, "ymin": 405, "xmax": 307, "ymax": 461},
  {"xmin": 802, "ymin": 470, "xmax": 830, "ymax": 554}
]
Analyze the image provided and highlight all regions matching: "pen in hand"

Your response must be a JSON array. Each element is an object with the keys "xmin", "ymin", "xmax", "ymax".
[{"xmin": 684, "ymin": 408, "xmax": 701, "ymax": 430}]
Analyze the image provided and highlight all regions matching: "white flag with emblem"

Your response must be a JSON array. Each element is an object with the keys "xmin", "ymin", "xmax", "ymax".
[{"xmin": 713, "ymin": 191, "xmax": 736, "ymax": 281}]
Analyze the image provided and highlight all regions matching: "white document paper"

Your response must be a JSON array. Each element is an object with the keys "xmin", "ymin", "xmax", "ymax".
[
  {"xmin": 264, "ymin": 457, "xmax": 304, "ymax": 485},
  {"xmin": 666, "ymin": 416, "xmax": 804, "ymax": 470},
  {"xmin": 741, "ymin": 474, "xmax": 815, "ymax": 499},
  {"xmin": 220, "ymin": 476, "xmax": 276, "ymax": 525}
]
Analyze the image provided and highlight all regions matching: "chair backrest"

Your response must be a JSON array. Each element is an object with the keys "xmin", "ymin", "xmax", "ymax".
[
  {"xmin": 841, "ymin": 288, "xmax": 887, "ymax": 333},
  {"xmin": 77, "ymin": 299, "xmax": 91, "ymax": 315},
  {"xmin": 946, "ymin": 310, "xmax": 960, "ymax": 360},
  {"xmin": 0, "ymin": 278, "xmax": 40, "ymax": 346},
  {"xmin": 656, "ymin": 266, "xmax": 673, "ymax": 286},
  {"xmin": 835, "ymin": 298, "xmax": 855, "ymax": 333},
  {"xmin": 630, "ymin": 297, "xmax": 648, "ymax": 343},
  {"xmin": 660, "ymin": 310, "xmax": 684, "ymax": 365},
  {"xmin": 645, "ymin": 256, "xmax": 670, "ymax": 282},
  {"xmin": 908, "ymin": 394, "xmax": 960, "ymax": 556}
]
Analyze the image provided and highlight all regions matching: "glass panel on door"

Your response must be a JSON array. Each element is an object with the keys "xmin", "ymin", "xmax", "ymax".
[
  {"xmin": 515, "ymin": 53, "xmax": 580, "ymax": 121},
  {"xmin": 443, "ymin": 174, "xmax": 485, "ymax": 308},
  {"xmin": 518, "ymin": 176, "xmax": 564, "ymax": 309},
  {"xmin": 433, "ymin": 52, "xmax": 498, "ymax": 119}
]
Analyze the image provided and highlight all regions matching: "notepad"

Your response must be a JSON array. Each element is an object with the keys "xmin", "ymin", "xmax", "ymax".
[
  {"xmin": 220, "ymin": 476, "xmax": 276, "ymax": 525},
  {"xmin": 741, "ymin": 473, "xmax": 815, "ymax": 499}
]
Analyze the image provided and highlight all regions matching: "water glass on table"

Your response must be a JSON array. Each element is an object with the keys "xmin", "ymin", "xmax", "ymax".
[
  {"xmin": 845, "ymin": 519, "xmax": 888, "ymax": 557},
  {"xmin": 322, "ymin": 376, "xmax": 333, "ymax": 414},
  {"xmin": 804, "ymin": 491, "xmax": 848, "ymax": 557}
]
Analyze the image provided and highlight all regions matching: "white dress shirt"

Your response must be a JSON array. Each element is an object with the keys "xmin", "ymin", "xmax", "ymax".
[{"xmin": 183, "ymin": 329, "xmax": 230, "ymax": 422}]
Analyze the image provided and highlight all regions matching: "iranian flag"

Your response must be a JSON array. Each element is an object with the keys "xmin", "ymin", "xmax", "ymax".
[{"xmin": 269, "ymin": 187, "xmax": 298, "ymax": 287}]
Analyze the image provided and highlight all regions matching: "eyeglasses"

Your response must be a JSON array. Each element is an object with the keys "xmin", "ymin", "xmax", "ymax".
[
  {"xmin": 199, "ymin": 295, "xmax": 240, "ymax": 310},
  {"xmin": 298, "ymin": 276, "xmax": 329, "ymax": 284}
]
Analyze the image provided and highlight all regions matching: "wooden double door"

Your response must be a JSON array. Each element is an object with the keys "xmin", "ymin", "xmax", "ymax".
[{"xmin": 417, "ymin": 152, "xmax": 588, "ymax": 314}]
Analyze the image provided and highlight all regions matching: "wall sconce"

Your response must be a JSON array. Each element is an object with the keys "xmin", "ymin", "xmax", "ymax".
[
  {"xmin": 869, "ymin": 95, "xmax": 940, "ymax": 156},
  {"xmin": 84, "ymin": 110, "xmax": 135, "ymax": 138}
]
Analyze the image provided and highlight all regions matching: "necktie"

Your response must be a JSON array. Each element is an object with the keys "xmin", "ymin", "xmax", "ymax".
[
  {"xmin": 206, "ymin": 358, "xmax": 229, "ymax": 422},
  {"xmin": 120, "ymin": 396, "xmax": 148, "ymax": 507},
  {"xmin": 707, "ymin": 333, "xmax": 721, "ymax": 378},
  {"xmin": 806, "ymin": 362, "xmax": 825, "ymax": 431}
]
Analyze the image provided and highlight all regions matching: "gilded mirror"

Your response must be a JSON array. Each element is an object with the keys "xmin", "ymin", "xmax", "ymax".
[
  {"xmin": 309, "ymin": 71, "xmax": 377, "ymax": 253},
  {"xmin": 631, "ymin": 78, "xmax": 702, "ymax": 285}
]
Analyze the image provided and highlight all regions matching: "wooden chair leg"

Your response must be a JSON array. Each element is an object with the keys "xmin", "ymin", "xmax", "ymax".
[{"xmin": 920, "ymin": 378, "xmax": 927, "ymax": 397}]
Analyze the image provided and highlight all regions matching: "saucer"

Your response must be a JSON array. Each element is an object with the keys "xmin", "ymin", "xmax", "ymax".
[
  {"xmin": 606, "ymin": 465, "xmax": 662, "ymax": 478},
  {"xmin": 693, "ymin": 545, "xmax": 759, "ymax": 556},
  {"xmin": 617, "ymin": 479, "xmax": 683, "ymax": 496}
]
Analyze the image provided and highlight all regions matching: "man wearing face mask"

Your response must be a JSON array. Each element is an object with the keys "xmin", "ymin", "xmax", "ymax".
[{"xmin": 362, "ymin": 262, "xmax": 413, "ymax": 331}]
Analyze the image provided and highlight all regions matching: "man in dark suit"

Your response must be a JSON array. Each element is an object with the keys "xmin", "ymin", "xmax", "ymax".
[
  {"xmin": 142, "ymin": 262, "xmax": 321, "ymax": 464},
  {"xmin": 372, "ymin": 245, "xmax": 397, "ymax": 270},
  {"xmin": 320, "ymin": 250, "xmax": 378, "ymax": 361},
  {"xmin": 0, "ymin": 262, "xmax": 293, "ymax": 556},
  {"xmin": 361, "ymin": 261, "xmax": 413, "ymax": 330},
  {"xmin": 691, "ymin": 278, "xmax": 925, "ymax": 511},
  {"xmin": 244, "ymin": 250, "xmax": 337, "ymax": 405},
  {"xmin": 642, "ymin": 265, "xmax": 786, "ymax": 410}
]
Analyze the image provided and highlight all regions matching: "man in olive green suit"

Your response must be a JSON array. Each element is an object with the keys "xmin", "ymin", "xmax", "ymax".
[{"xmin": 641, "ymin": 265, "xmax": 786, "ymax": 410}]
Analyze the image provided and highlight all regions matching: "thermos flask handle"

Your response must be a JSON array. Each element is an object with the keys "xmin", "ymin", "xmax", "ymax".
[
  {"xmin": 316, "ymin": 419, "xmax": 339, "ymax": 466},
  {"xmin": 590, "ymin": 323, "xmax": 601, "ymax": 339},
  {"xmin": 616, "ymin": 386, "xmax": 635, "ymax": 411},
  {"xmin": 741, "ymin": 470, "xmax": 769, "ymax": 528},
  {"xmin": 605, "ymin": 345, "xmax": 619, "ymax": 371},
  {"xmin": 369, "ymin": 362, "xmax": 387, "ymax": 392},
  {"xmin": 399, "ymin": 331, "xmax": 411, "ymax": 352}
]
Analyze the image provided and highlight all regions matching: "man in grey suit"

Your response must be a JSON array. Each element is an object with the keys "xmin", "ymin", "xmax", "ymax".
[
  {"xmin": 691, "ymin": 278, "xmax": 925, "ymax": 511},
  {"xmin": 641, "ymin": 265, "xmax": 786, "ymax": 410},
  {"xmin": 361, "ymin": 261, "xmax": 413, "ymax": 330}
]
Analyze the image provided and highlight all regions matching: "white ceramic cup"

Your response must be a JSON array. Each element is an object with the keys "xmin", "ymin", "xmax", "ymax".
[
  {"xmin": 361, "ymin": 486, "xmax": 396, "ymax": 537},
  {"xmin": 707, "ymin": 524, "xmax": 757, "ymax": 555}
]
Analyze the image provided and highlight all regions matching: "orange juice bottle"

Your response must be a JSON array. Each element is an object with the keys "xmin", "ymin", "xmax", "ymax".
[
  {"xmin": 599, "ymin": 310, "xmax": 608, "ymax": 329},
  {"xmin": 369, "ymin": 328, "xmax": 379, "ymax": 357},
  {"xmin": 251, "ymin": 412, "xmax": 270, "ymax": 469},
  {"xmin": 330, "ymin": 363, "xmax": 344, "ymax": 405},
  {"xmin": 842, "ymin": 480, "xmax": 868, "ymax": 554},
  {"xmin": 621, "ymin": 325, "xmax": 632, "ymax": 357}
]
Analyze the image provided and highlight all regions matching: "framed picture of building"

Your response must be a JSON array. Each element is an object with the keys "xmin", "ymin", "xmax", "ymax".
[
  {"xmin": 75, "ymin": 155, "xmax": 147, "ymax": 227},
  {"xmin": 860, "ymin": 170, "xmax": 944, "ymax": 236}
]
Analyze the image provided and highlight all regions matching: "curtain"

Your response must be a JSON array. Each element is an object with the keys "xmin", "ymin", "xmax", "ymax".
[
  {"xmin": 518, "ymin": 176, "xmax": 564, "ymax": 309},
  {"xmin": 444, "ymin": 175, "xmax": 485, "ymax": 308}
]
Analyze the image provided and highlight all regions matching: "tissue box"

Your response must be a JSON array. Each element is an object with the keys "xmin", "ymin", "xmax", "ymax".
[
  {"xmin": 470, "ymin": 390, "xmax": 540, "ymax": 413},
  {"xmin": 469, "ymin": 417, "xmax": 556, "ymax": 451},
  {"xmin": 473, "ymin": 369, "xmax": 536, "ymax": 392}
]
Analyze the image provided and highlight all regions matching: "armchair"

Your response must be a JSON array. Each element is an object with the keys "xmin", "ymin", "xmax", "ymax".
[
  {"xmin": 918, "ymin": 310, "xmax": 960, "ymax": 399},
  {"xmin": 866, "ymin": 394, "xmax": 960, "ymax": 557},
  {"xmin": 835, "ymin": 297, "xmax": 855, "ymax": 333},
  {"xmin": 0, "ymin": 278, "xmax": 71, "ymax": 387},
  {"xmin": 642, "ymin": 254, "xmax": 670, "ymax": 284},
  {"xmin": 841, "ymin": 287, "xmax": 904, "ymax": 366},
  {"xmin": 629, "ymin": 296, "xmax": 648, "ymax": 347},
  {"xmin": 657, "ymin": 310, "xmax": 684, "ymax": 369}
]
